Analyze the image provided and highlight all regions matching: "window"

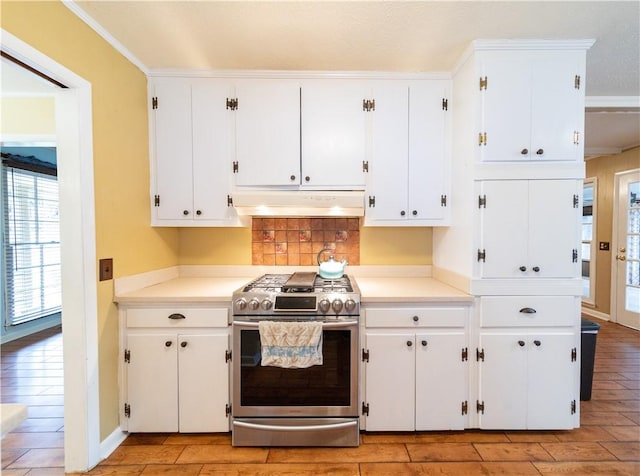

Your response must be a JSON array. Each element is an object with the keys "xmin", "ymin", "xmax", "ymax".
[
  {"xmin": 2, "ymin": 161, "xmax": 61, "ymax": 326},
  {"xmin": 582, "ymin": 178, "xmax": 597, "ymax": 304}
]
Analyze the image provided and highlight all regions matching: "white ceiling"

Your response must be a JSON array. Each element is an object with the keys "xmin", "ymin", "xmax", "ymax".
[{"xmin": 4, "ymin": 1, "xmax": 639, "ymax": 157}]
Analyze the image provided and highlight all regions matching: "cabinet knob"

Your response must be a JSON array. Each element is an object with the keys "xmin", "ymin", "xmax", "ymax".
[
  {"xmin": 536, "ymin": 148, "xmax": 544, "ymax": 155},
  {"xmin": 533, "ymin": 340, "xmax": 541, "ymax": 347},
  {"xmin": 183, "ymin": 210, "xmax": 189, "ymax": 216},
  {"xmin": 532, "ymin": 266, "xmax": 540, "ymax": 272},
  {"xmin": 519, "ymin": 266, "xmax": 527, "ymax": 272},
  {"xmin": 196, "ymin": 210, "xmax": 202, "ymax": 216},
  {"xmin": 400, "ymin": 210, "xmax": 406, "ymax": 216},
  {"xmin": 413, "ymin": 315, "xmax": 419, "ymax": 322},
  {"xmin": 180, "ymin": 341, "xmax": 188, "ymax": 348},
  {"xmin": 421, "ymin": 340, "xmax": 428, "ymax": 347},
  {"xmin": 520, "ymin": 148, "xmax": 529, "ymax": 155},
  {"xmin": 305, "ymin": 176, "xmax": 310, "ymax": 182},
  {"xmin": 407, "ymin": 340, "xmax": 413, "ymax": 347},
  {"xmin": 518, "ymin": 340, "xmax": 525, "ymax": 347},
  {"xmin": 290, "ymin": 175, "xmax": 296, "ymax": 181},
  {"xmin": 412, "ymin": 210, "xmax": 418, "ymax": 216},
  {"xmin": 165, "ymin": 341, "xmax": 172, "ymax": 347}
]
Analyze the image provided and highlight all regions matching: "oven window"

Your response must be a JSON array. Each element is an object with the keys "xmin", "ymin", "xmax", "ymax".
[{"xmin": 240, "ymin": 329, "xmax": 351, "ymax": 407}]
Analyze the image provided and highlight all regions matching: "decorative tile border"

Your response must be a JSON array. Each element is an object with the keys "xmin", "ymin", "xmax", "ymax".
[{"xmin": 251, "ymin": 217, "xmax": 360, "ymax": 266}]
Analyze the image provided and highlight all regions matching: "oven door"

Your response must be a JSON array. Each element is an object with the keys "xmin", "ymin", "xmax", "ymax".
[{"xmin": 232, "ymin": 318, "xmax": 359, "ymax": 418}]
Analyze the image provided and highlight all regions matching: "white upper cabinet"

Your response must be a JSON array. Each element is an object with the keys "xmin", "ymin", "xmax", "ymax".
[
  {"xmin": 150, "ymin": 77, "xmax": 241, "ymax": 226},
  {"xmin": 234, "ymin": 79, "xmax": 301, "ymax": 186},
  {"xmin": 479, "ymin": 50, "xmax": 585, "ymax": 162},
  {"xmin": 365, "ymin": 80, "xmax": 450, "ymax": 225},
  {"xmin": 301, "ymin": 80, "xmax": 368, "ymax": 188},
  {"xmin": 477, "ymin": 179, "xmax": 581, "ymax": 278}
]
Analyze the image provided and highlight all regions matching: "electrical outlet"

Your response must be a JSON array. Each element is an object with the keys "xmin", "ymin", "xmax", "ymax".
[{"xmin": 99, "ymin": 258, "xmax": 113, "ymax": 281}]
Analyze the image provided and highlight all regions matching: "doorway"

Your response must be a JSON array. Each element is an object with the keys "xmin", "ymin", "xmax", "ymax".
[{"xmin": 612, "ymin": 168, "xmax": 640, "ymax": 330}]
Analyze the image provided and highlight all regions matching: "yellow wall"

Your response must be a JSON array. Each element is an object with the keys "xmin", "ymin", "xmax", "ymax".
[
  {"xmin": 1, "ymin": 97, "xmax": 55, "ymax": 134},
  {"xmin": 2, "ymin": 1, "xmax": 179, "ymax": 440},
  {"xmin": 585, "ymin": 146, "xmax": 640, "ymax": 316}
]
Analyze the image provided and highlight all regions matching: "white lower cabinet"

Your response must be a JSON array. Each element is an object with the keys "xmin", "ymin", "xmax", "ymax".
[
  {"xmin": 122, "ymin": 307, "xmax": 230, "ymax": 433},
  {"xmin": 363, "ymin": 306, "xmax": 469, "ymax": 431}
]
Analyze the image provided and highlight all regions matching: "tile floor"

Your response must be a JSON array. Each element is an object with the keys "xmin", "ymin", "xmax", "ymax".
[{"xmin": 1, "ymin": 320, "xmax": 639, "ymax": 475}]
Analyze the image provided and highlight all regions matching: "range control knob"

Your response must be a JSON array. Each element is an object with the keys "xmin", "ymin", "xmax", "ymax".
[
  {"xmin": 235, "ymin": 298, "xmax": 247, "ymax": 311},
  {"xmin": 344, "ymin": 299, "xmax": 357, "ymax": 313},
  {"xmin": 332, "ymin": 299, "xmax": 344, "ymax": 313},
  {"xmin": 318, "ymin": 299, "xmax": 331, "ymax": 313},
  {"xmin": 261, "ymin": 299, "xmax": 273, "ymax": 311},
  {"xmin": 249, "ymin": 298, "xmax": 260, "ymax": 311}
]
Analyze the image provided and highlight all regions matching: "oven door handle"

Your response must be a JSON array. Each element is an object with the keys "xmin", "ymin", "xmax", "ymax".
[
  {"xmin": 233, "ymin": 419, "xmax": 358, "ymax": 432},
  {"xmin": 233, "ymin": 320, "xmax": 358, "ymax": 329}
]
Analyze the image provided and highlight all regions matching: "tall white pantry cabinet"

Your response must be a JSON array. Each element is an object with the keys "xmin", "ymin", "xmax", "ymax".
[{"xmin": 433, "ymin": 40, "xmax": 594, "ymax": 430}]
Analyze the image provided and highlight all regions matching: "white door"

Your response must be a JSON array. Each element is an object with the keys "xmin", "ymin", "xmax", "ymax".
[
  {"xmin": 235, "ymin": 79, "xmax": 301, "ymax": 186},
  {"xmin": 301, "ymin": 80, "xmax": 368, "ymax": 188},
  {"xmin": 126, "ymin": 334, "xmax": 178, "ymax": 432},
  {"xmin": 614, "ymin": 169, "xmax": 640, "ymax": 330},
  {"xmin": 178, "ymin": 333, "xmax": 229, "ymax": 432},
  {"xmin": 364, "ymin": 333, "xmax": 415, "ymax": 431},
  {"xmin": 415, "ymin": 332, "xmax": 467, "ymax": 430}
]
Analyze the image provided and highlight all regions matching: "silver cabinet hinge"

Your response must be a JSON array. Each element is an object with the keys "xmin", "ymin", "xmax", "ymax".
[
  {"xmin": 124, "ymin": 403, "xmax": 131, "ymax": 418},
  {"xmin": 442, "ymin": 98, "xmax": 448, "ymax": 111},
  {"xmin": 479, "ymin": 76, "xmax": 488, "ymax": 90},
  {"xmin": 573, "ymin": 131, "xmax": 580, "ymax": 145},
  {"xmin": 572, "ymin": 249, "xmax": 578, "ymax": 263},
  {"xmin": 574, "ymin": 75, "xmax": 581, "ymax": 90},
  {"xmin": 124, "ymin": 349, "xmax": 130, "ymax": 363},
  {"xmin": 232, "ymin": 161, "xmax": 239, "ymax": 173},
  {"xmin": 362, "ymin": 402, "xmax": 370, "ymax": 416},
  {"xmin": 478, "ymin": 132, "xmax": 487, "ymax": 146},
  {"xmin": 368, "ymin": 196, "xmax": 376, "ymax": 208},
  {"xmin": 362, "ymin": 348, "xmax": 370, "ymax": 362},
  {"xmin": 154, "ymin": 195, "xmax": 160, "ymax": 207},
  {"xmin": 362, "ymin": 99, "xmax": 375, "ymax": 112},
  {"xmin": 440, "ymin": 195, "xmax": 447, "ymax": 207},
  {"xmin": 476, "ymin": 348, "xmax": 485, "ymax": 362},
  {"xmin": 462, "ymin": 347, "xmax": 468, "ymax": 362},
  {"xmin": 226, "ymin": 404, "xmax": 232, "ymax": 417},
  {"xmin": 477, "ymin": 400, "xmax": 485, "ymax": 414},
  {"xmin": 227, "ymin": 195, "xmax": 233, "ymax": 207},
  {"xmin": 226, "ymin": 98, "xmax": 238, "ymax": 110},
  {"xmin": 462, "ymin": 401, "xmax": 468, "ymax": 415},
  {"xmin": 152, "ymin": 97, "xmax": 158, "ymax": 110},
  {"xmin": 573, "ymin": 194, "xmax": 579, "ymax": 208},
  {"xmin": 225, "ymin": 350, "xmax": 232, "ymax": 363},
  {"xmin": 478, "ymin": 195, "xmax": 487, "ymax": 208},
  {"xmin": 363, "ymin": 161, "xmax": 369, "ymax": 173},
  {"xmin": 571, "ymin": 347, "xmax": 577, "ymax": 362},
  {"xmin": 477, "ymin": 249, "xmax": 486, "ymax": 263},
  {"xmin": 571, "ymin": 400, "xmax": 576, "ymax": 414}
]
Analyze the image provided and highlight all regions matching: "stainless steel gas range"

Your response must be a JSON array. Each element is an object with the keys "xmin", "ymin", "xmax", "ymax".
[{"xmin": 231, "ymin": 272, "xmax": 360, "ymax": 447}]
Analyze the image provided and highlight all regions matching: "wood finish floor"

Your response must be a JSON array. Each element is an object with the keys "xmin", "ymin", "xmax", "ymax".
[{"xmin": 1, "ymin": 320, "xmax": 639, "ymax": 475}]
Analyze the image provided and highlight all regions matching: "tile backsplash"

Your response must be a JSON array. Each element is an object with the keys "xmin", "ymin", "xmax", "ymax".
[{"xmin": 251, "ymin": 218, "xmax": 360, "ymax": 266}]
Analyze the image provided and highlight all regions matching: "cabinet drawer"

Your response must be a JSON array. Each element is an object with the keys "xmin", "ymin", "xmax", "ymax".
[
  {"xmin": 127, "ymin": 308, "xmax": 229, "ymax": 328},
  {"xmin": 480, "ymin": 296, "xmax": 577, "ymax": 327},
  {"xmin": 366, "ymin": 307, "xmax": 467, "ymax": 328}
]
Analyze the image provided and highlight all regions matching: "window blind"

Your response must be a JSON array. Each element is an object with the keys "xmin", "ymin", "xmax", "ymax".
[{"xmin": 2, "ymin": 165, "xmax": 61, "ymax": 326}]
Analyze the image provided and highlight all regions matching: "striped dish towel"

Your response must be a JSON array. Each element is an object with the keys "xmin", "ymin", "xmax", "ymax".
[{"xmin": 258, "ymin": 321, "xmax": 323, "ymax": 368}]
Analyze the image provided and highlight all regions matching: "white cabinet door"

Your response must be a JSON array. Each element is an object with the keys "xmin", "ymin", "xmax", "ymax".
[
  {"xmin": 415, "ymin": 331, "xmax": 467, "ymax": 430},
  {"xmin": 301, "ymin": 80, "xmax": 368, "ymax": 188},
  {"xmin": 477, "ymin": 332, "xmax": 528, "ymax": 429},
  {"xmin": 191, "ymin": 79, "xmax": 236, "ymax": 221},
  {"xmin": 178, "ymin": 333, "xmax": 229, "ymax": 432},
  {"xmin": 527, "ymin": 332, "xmax": 576, "ymax": 430},
  {"xmin": 364, "ymin": 333, "xmax": 415, "ymax": 431},
  {"xmin": 235, "ymin": 79, "xmax": 301, "ymax": 186},
  {"xmin": 152, "ymin": 78, "xmax": 194, "ymax": 221},
  {"xmin": 126, "ymin": 334, "xmax": 179, "ymax": 432},
  {"xmin": 479, "ymin": 180, "xmax": 580, "ymax": 278},
  {"xmin": 480, "ymin": 51, "xmax": 583, "ymax": 162}
]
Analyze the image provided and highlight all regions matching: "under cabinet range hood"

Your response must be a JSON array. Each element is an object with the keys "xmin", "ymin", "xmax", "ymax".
[{"xmin": 232, "ymin": 190, "xmax": 365, "ymax": 217}]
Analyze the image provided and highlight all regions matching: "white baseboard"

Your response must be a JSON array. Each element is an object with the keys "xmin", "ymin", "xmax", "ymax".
[
  {"xmin": 581, "ymin": 307, "xmax": 610, "ymax": 321},
  {"xmin": 99, "ymin": 427, "xmax": 128, "ymax": 463}
]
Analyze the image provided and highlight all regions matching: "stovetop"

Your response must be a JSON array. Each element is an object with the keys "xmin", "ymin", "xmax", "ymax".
[{"xmin": 232, "ymin": 272, "xmax": 360, "ymax": 317}]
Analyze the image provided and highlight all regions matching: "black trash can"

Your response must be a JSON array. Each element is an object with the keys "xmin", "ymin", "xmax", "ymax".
[{"xmin": 580, "ymin": 318, "xmax": 601, "ymax": 401}]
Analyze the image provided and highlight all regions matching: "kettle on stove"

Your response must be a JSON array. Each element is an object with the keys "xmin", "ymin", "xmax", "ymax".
[{"xmin": 317, "ymin": 248, "xmax": 348, "ymax": 279}]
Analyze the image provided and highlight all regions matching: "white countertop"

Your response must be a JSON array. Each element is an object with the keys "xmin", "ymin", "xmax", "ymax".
[{"xmin": 114, "ymin": 266, "xmax": 471, "ymax": 305}]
